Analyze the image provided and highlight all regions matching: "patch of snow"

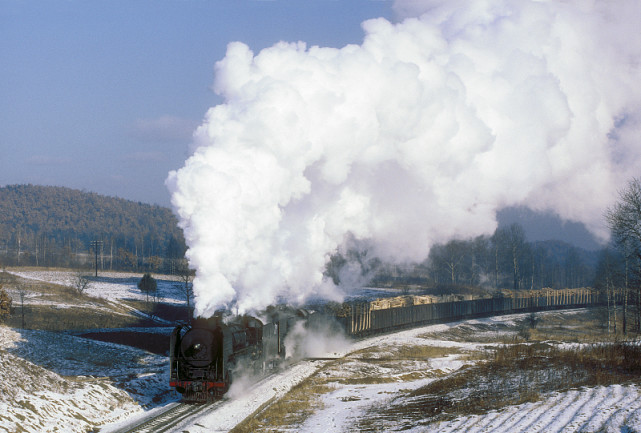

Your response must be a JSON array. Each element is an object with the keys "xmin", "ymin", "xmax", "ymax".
[
  {"xmin": 0, "ymin": 325, "xmax": 174, "ymax": 433},
  {"xmin": 7, "ymin": 270, "xmax": 186, "ymax": 305},
  {"xmin": 409, "ymin": 385, "xmax": 641, "ymax": 433}
]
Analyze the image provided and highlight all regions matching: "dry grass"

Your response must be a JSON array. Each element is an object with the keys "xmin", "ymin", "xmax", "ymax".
[
  {"xmin": 524, "ymin": 309, "xmax": 613, "ymax": 342},
  {"xmin": 4, "ymin": 304, "xmax": 141, "ymax": 331},
  {"xmin": 419, "ymin": 308, "xmax": 637, "ymax": 344},
  {"xmin": 0, "ymin": 271, "xmax": 140, "ymax": 330},
  {"xmin": 1, "ymin": 270, "xmax": 80, "ymax": 300},
  {"xmin": 419, "ymin": 321, "xmax": 518, "ymax": 344},
  {"xmin": 231, "ymin": 374, "xmax": 336, "ymax": 433},
  {"xmin": 350, "ymin": 344, "xmax": 462, "ymax": 361},
  {"xmin": 356, "ymin": 341, "xmax": 641, "ymax": 430},
  {"xmin": 331, "ymin": 345, "xmax": 464, "ymax": 386},
  {"xmin": 393, "ymin": 345, "xmax": 463, "ymax": 360}
]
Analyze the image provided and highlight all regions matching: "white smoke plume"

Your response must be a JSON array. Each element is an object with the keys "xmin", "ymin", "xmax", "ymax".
[{"xmin": 167, "ymin": 0, "xmax": 641, "ymax": 317}]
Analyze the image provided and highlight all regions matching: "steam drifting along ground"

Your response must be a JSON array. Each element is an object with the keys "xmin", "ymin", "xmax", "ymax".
[{"xmin": 167, "ymin": 0, "xmax": 641, "ymax": 317}]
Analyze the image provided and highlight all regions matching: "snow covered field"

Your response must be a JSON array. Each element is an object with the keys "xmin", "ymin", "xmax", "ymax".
[
  {"xmin": 415, "ymin": 384, "xmax": 641, "ymax": 433},
  {"xmin": 7, "ymin": 269, "xmax": 185, "ymax": 305},
  {"xmin": 5, "ymin": 269, "xmax": 187, "ymax": 326},
  {"xmin": 1, "ymin": 269, "xmax": 640, "ymax": 432}
]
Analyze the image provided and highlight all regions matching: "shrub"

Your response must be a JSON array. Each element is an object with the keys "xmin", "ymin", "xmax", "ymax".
[
  {"xmin": 137, "ymin": 273, "xmax": 157, "ymax": 302},
  {"xmin": 0, "ymin": 286, "xmax": 12, "ymax": 322}
]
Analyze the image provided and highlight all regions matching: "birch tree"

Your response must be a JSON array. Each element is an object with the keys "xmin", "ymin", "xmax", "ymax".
[{"xmin": 605, "ymin": 177, "xmax": 641, "ymax": 333}]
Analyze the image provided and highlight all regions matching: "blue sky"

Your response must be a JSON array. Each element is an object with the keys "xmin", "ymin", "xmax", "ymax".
[{"xmin": 0, "ymin": 0, "xmax": 393, "ymax": 206}]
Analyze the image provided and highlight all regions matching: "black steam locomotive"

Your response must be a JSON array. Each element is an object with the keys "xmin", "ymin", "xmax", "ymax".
[{"xmin": 169, "ymin": 308, "xmax": 308, "ymax": 401}]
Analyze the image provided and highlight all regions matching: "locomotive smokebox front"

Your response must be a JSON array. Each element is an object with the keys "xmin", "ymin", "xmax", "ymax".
[{"xmin": 180, "ymin": 326, "xmax": 223, "ymax": 368}]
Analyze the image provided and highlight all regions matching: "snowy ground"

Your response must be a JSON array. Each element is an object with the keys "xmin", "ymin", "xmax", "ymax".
[
  {"xmin": 0, "ymin": 325, "xmax": 173, "ymax": 433},
  {"xmin": 5, "ymin": 269, "xmax": 187, "ymax": 326},
  {"xmin": 296, "ymin": 318, "xmax": 641, "ymax": 433},
  {"xmin": 7, "ymin": 269, "xmax": 185, "ymax": 304},
  {"xmin": 411, "ymin": 384, "xmax": 641, "ymax": 433},
  {"xmin": 0, "ymin": 269, "xmax": 182, "ymax": 433},
  {"xmin": 171, "ymin": 324, "xmax": 471, "ymax": 433},
  {"xmin": 1, "ymin": 269, "xmax": 641, "ymax": 433}
]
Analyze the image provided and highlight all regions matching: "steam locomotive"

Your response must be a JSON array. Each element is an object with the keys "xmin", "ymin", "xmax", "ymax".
[{"xmin": 169, "ymin": 307, "xmax": 308, "ymax": 401}]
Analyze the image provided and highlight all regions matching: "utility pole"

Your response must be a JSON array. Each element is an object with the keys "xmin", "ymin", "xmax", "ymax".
[
  {"xmin": 16, "ymin": 284, "xmax": 27, "ymax": 329},
  {"xmin": 90, "ymin": 240, "xmax": 103, "ymax": 277},
  {"xmin": 20, "ymin": 290, "xmax": 25, "ymax": 329}
]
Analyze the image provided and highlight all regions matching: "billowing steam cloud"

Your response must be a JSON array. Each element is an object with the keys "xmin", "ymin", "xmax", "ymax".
[{"xmin": 167, "ymin": 0, "xmax": 641, "ymax": 317}]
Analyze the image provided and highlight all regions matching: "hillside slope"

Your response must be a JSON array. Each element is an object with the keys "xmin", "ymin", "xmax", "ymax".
[{"xmin": 0, "ymin": 184, "xmax": 185, "ymax": 268}]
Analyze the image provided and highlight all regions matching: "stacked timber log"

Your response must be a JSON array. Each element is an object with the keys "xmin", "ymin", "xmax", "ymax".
[
  {"xmin": 342, "ymin": 287, "xmax": 601, "ymax": 336},
  {"xmin": 369, "ymin": 295, "xmax": 439, "ymax": 310}
]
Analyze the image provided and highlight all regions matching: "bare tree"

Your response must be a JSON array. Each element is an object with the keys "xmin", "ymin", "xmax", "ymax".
[
  {"xmin": 471, "ymin": 235, "xmax": 491, "ymax": 288},
  {"xmin": 605, "ymin": 177, "xmax": 641, "ymax": 333},
  {"xmin": 429, "ymin": 240, "xmax": 470, "ymax": 285},
  {"xmin": 595, "ymin": 248, "xmax": 624, "ymax": 335},
  {"xmin": 176, "ymin": 260, "xmax": 195, "ymax": 323},
  {"xmin": 506, "ymin": 224, "xmax": 528, "ymax": 291},
  {"xmin": 73, "ymin": 272, "xmax": 91, "ymax": 295},
  {"xmin": 491, "ymin": 224, "xmax": 528, "ymax": 291}
]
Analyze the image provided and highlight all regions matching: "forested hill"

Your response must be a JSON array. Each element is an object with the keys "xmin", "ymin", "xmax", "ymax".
[{"xmin": 0, "ymin": 184, "xmax": 185, "ymax": 270}]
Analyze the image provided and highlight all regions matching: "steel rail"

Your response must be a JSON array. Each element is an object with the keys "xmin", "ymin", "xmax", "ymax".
[{"xmin": 109, "ymin": 401, "xmax": 218, "ymax": 433}]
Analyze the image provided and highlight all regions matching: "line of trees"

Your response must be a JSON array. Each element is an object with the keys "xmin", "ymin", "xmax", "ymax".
[
  {"xmin": 0, "ymin": 231, "xmax": 187, "ymax": 274},
  {"xmin": 324, "ymin": 177, "xmax": 641, "ymax": 338},
  {"xmin": 425, "ymin": 224, "xmax": 594, "ymax": 291},
  {"xmin": 338, "ymin": 226, "xmax": 596, "ymax": 294}
]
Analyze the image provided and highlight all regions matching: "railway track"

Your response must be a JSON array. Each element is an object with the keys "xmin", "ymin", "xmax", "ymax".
[
  {"xmin": 110, "ymin": 400, "xmax": 218, "ymax": 433},
  {"xmin": 108, "ymin": 368, "xmax": 286, "ymax": 433}
]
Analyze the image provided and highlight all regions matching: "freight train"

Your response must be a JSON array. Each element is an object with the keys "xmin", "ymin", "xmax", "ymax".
[{"xmin": 170, "ymin": 287, "xmax": 600, "ymax": 401}]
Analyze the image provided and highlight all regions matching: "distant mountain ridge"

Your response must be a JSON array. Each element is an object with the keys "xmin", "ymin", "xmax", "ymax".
[{"xmin": 0, "ymin": 184, "xmax": 185, "ymax": 269}]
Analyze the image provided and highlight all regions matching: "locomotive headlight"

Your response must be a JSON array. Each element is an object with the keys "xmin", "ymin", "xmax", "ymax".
[{"xmin": 185, "ymin": 342, "xmax": 204, "ymax": 358}]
